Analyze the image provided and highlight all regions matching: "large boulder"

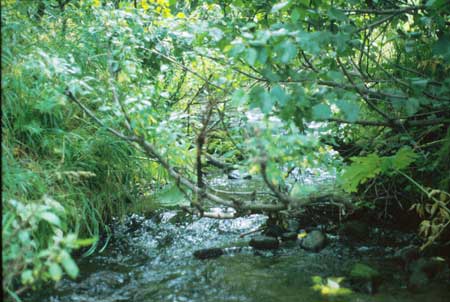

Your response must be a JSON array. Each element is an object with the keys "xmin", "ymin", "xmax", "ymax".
[
  {"xmin": 300, "ymin": 230, "xmax": 327, "ymax": 252},
  {"xmin": 249, "ymin": 235, "xmax": 279, "ymax": 250}
]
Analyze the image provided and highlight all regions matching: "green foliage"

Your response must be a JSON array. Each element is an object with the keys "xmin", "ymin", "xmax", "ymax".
[
  {"xmin": 340, "ymin": 147, "xmax": 417, "ymax": 193},
  {"xmin": 2, "ymin": 0, "xmax": 449, "ymax": 298},
  {"xmin": 311, "ymin": 276, "xmax": 352, "ymax": 297},
  {"xmin": 350, "ymin": 263, "xmax": 380, "ymax": 280},
  {"xmin": 2, "ymin": 197, "xmax": 94, "ymax": 294}
]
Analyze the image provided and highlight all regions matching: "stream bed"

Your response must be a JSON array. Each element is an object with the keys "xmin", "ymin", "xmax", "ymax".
[{"xmin": 25, "ymin": 175, "xmax": 450, "ymax": 302}]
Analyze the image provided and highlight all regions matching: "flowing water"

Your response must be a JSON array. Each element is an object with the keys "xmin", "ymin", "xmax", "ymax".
[{"xmin": 25, "ymin": 175, "xmax": 450, "ymax": 302}]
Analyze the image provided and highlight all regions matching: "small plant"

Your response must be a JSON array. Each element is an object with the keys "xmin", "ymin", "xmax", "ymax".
[
  {"xmin": 311, "ymin": 276, "xmax": 352, "ymax": 299},
  {"xmin": 2, "ymin": 196, "xmax": 96, "ymax": 301}
]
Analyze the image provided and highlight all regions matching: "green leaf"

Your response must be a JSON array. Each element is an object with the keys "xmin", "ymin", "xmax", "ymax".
[
  {"xmin": 249, "ymin": 86, "xmax": 274, "ymax": 114},
  {"xmin": 40, "ymin": 211, "xmax": 61, "ymax": 227},
  {"xmin": 292, "ymin": 8, "xmax": 301, "ymax": 22},
  {"xmin": 21, "ymin": 270, "xmax": 34, "ymax": 284},
  {"xmin": 260, "ymin": 91, "xmax": 274, "ymax": 114},
  {"xmin": 60, "ymin": 251, "xmax": 79, "ymax": 279},
  {"xmin": 340, "ymin": 154, "xmax": 382, "ymax": 193},
  {"xmin": 275, "ymin": 40, "xmax": 297, "ymax": 63},
  {"xmin": 74, "ymin": 237, "xmax": 98, "ymax": 247},
  {"xmin": 156, "ymin": 184, "xmax": 186, "ymax": 206},
  {"xmin": 405, "ymin": 98, "xmax": 420, "ymax": 116},
  {"xmin": 335, "ymin": 100, "xmax": 359, "ymax": 122},
  {"xmin": 391, "ymin": 147, "xmax": 417, "ymax": 170},
  {"xmin": 229, "ymin": 40, "xmax": 245, "ymax": 57},
  {"xmin": 426, "ymin": 0, "xmax": 448, "ymax": 8},
  {"xmin": 270, "ymin": 84, "xmax": 288, "ymax": 106},
  {"xmin": 49, "ymin": 263, "xmax": 63, "ymax": 281},
  {"xmin": 258, "ymin": 47, "xmax": 268, "ymax": 64},
  {"xmin": 231, "ymin": 89, "xmax": 248, "ymax": 107},
  {"xmin": 245, "ymin": 48, "xmax": 258, "ymax": 66},
  {"xmin": 327, "ymin": 7, "xmax": 348, "ymax": 21},
  {"xmin": 312, "ymin": 103, "xmax": 332, "ymax": 119},
  {"xmin": 18, "ymin": 230, "xmax": 30, "ymax": 243},
  {"xmin": 326, "ymin": 70, "xmax": 345, "ymax": 83},
  {"xmin": 411, "ymin": 78, "xmax": 429, "ymax": 88},
  {"xmin": 296, "ymin": 31, "xmax": 328, "ymax": 55}
]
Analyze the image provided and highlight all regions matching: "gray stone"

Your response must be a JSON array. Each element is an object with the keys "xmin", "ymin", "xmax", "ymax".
[
  {"xmin": 281, "ymin": 232, "xmax": 298, "ymax": 241},
  {"xmin": 249, "ymin": 235, "xmax": 279, "ymax": 250},
  {"xmin": 227, "ymin": 170, "xmax": 241, "ymax": 179},
  {"xmin": 193, "ymin": 248, "xmax": 224, "ymax": 260},
  {"xmin": 227, "ymin": 170, "xmax": 251, "ymax": 180},
  {"xmin": 300, "ymin": 230, "xmax": 327, "ymax": 252}
]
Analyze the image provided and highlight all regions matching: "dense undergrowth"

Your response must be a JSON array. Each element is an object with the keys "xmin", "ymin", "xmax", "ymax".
[
  {"xmin": 1, "ymin": 2, "xmax": 160, "ymax": 298},
  {"xmin": 2, "ymin": 0, "xmax": 450, "ymax": 301}
]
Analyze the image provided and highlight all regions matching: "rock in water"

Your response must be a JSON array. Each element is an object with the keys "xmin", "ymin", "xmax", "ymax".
[
  {"xmin": 227, "ymin": 170, "xmax": 240, "ymax": 179},
  {"xmin": 249, "ymin": 235, "xmax": 279, "ymax": 250},
  {"xmin": 281, "ymin": 232, "xmax": 298, "ymax": 241},
  {"xmin": 300, "ymin": 230, "xmax": 327, "ymax": 252},
  {"xmin": 227, "ymin": 170, "xmax": 251, "ymax": 180},
  {"xmin": 349, "ymin": 263, "xmax": 382, "ymax": 295},
  {"xmin": 193, "ymin": 248, "xmax": 224, "ymax": 260}
]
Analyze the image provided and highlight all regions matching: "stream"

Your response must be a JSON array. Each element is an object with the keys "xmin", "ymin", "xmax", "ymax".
[{"xmin": 25, "ymin": 174, "xmax": 450, "ymax": 302}]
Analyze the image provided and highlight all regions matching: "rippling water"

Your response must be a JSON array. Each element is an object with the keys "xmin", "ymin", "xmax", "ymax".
[{"xmin": 25, "ymin": 175, "xmax": 450, "ymax": 302}]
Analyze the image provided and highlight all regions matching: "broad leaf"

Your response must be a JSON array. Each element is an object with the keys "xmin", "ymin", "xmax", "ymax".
[{"xmin": 312, "ymin": 103, "xmax": 332, "ymax": 120}]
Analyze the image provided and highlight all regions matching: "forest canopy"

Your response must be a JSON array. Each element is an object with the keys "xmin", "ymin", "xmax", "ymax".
[{"xmin": 2, "ymin": 0, "xmax": 449, "ymax": 300}]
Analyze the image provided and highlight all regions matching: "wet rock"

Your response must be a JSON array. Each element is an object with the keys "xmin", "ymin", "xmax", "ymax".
[
  {"xmin": 408, "ymin": 270, "xmax": 430, "ymax": 292},
  {"xmin": 227, "ymin": 170, "xmax": 240, "ymax": 179},
  {"xmin": 227, "ymin": 170, "xmax": 251, "ymax": 180},
  {"xmin": 409, "ymin": 257, "xmax": 447, "ymax": 278},
  {"xmin": 249, "ymin": 235, "xmax": 279, "ymax": 250},
  {"xmin": 349, "ymin": 263, "xmax": 382, "ymax": 295},
  {"xmin": 193, "ymin": 248, "xmax": 224, "ymax": 260},
  {"xmin": 338, "ymin": 221, "xmax": 369, "ymax": 241},
  {"xmin": 300, "ymin": 230, "xmax": 327, "ymax": 252},
  {"xmin": 264, "ymin": 225, "xmax": 284, "ymax": 238},
  {"xmin": 281, "ymin": 232, "xmax": 298, "ymax": 241}
]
